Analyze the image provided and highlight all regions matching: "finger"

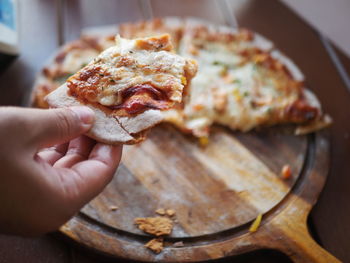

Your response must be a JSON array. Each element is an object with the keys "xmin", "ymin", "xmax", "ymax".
[
  {"xmin": 55, "ymin": 144, "xmax": 122, "ymax": 208},
  {"xmin": 36, "ymin": 143, "xmax": 69, "ymax": 165},
  {"xmin": 26, "ymin": 106, "xmax": 95, "ymax": 149},
  {"xmin": 53, "ymin": 136, "xmax": 96, "ymax": 168},
  {"xmin": 88, "ymin": 143, "xmax": 123, "ymax": 167}
]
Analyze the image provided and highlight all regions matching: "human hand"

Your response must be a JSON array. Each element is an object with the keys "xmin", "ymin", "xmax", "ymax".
[{"xmin": 0, "ymin": 106, "xmax": 122, "ymax": 236}]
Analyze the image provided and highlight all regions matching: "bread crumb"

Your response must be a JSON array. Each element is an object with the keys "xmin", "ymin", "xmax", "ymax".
[
  {"xmin": 155, "ymin": 208, "xmax": 175, "ymax": 217},
  {"xmin": 134, "ymin": 217, "xmax": 173, "ymax": 236},
  {"xmin": 173, "ymin": 241, "xmax": 184, "ymax": 247},
  {"xmin": 155, "ymin": 208, "xmax": 166, "ymax": 216},
  {"xmin": 145, "ymin": 238, "xmax": 163, "ymax": 254},
  {"xmin": 109, "ymin": 205, "xmax": 118, "ymax": 211},
  {"xmin": 166, "ymin": 209, "xmax": 175, "ymax": 217}
]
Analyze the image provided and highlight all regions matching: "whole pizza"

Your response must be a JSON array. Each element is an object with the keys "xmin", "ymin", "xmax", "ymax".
[{"xmin": 31, "ymin": 17, "xmax": 331, "ymax": 139}]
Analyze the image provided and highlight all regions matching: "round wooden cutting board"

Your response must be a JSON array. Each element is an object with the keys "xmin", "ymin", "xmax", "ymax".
[
  {"xmin": 60, "ymin": 124, "xmax": 340, "ymax": 262},
  {"xmin": 28, "ymin": 16, "xmax": 340, "ymax": 262}
]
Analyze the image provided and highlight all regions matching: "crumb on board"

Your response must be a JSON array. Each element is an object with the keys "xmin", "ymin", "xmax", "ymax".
[
  {"xmin": 281, "ymin": 165, "xmax": 292, "ymax": 180},
  {"xmin": 109, "ymin": 205, "xmax": 118, "ymax": 211},
  {"xmin": 249, "ymin": 213, "xmax": 263, "ymax": 233},
  {"xmin": 155, "ymin": 208, "xmax": 166, "ymax": 216},
  {"xmin": 155, "ymin": 208, "xmax": 176, "ymax": 217},
  {"xmin": 134, "ymin": 217, "xmax": 173, "ymax": 236},
  {"xmin": 173, "ymin": 241, "xmax": 184, "ymax": 247},
  {"xmin": 166, "ymin": 209, "xmax": 176, "ymax": 217},
  {"xmin": 145, "ymin": 238, "xmax": 164, "ymax": 254}
]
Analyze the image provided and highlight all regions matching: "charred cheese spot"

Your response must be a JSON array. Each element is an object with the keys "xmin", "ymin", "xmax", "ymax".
[
  {"xmin": 67, "ymin": 66, "xmax": 111, "ymax": 102},
  {"xmin": 285, "ymin": 100, "xmax": 319, "ymax": 123}
]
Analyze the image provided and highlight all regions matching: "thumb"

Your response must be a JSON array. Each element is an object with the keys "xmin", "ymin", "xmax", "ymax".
[{"xmin": 29, "ymin": 106, "xmax": 95, "ymax": 148}]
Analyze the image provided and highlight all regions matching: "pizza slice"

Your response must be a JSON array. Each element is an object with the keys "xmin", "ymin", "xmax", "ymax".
[
  {"xmin": 32, "ymin": 18, "xmax": 185, "ymax": 110},
  {"xmin": 162, "ymin": 20, "xmax": 330, "ymax": 137},
  {"xmin": 45, "ymin": 34, "xmax": 197, "ymax": 144}
]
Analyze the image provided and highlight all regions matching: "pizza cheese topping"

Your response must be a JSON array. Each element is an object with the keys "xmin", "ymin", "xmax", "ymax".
[
  {"xmin": 174, "ymin": 24, "xmax": 322, "ymax": 136},
  {"xmin": 66, "ymin": 34, "xmax": 197, "ymax": 116}
]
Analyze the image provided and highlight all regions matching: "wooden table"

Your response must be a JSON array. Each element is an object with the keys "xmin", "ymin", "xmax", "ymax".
[{"xmin": 1, "ymin": 0, "xmax": 349, "ymax": 262}]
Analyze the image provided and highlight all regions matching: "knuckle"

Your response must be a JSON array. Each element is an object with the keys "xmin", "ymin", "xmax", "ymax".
[
  {"xmin": 54, "ymin": 109, "xmax": 76, "ymax": 138},
  {"xmin": 0, "ymin": 108, "xmax": 31, "ymax": 137}
]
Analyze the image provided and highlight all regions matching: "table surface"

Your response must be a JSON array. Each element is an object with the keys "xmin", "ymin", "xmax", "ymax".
[{"xmin": 1, "ymin": 0, "xmax": 350, "ymax": 262}]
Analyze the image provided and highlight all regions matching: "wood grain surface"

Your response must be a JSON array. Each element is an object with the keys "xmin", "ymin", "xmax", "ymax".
[
  {"xmin": 82, "ymin": 125, "xmax": 305, "ymax": 238},
  {"xmin": 61, "ymin": 127, "xmax": 338, "ymax": 262},
  {"xmin": 0, "ymin": 0, "xmax": 350, "ymax": 262}
]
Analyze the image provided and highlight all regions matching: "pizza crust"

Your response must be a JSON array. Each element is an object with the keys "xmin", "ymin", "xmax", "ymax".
[
  {"xmin": 45, "ymin": 84, "xmax": 162, "ymax": 144},
  {"xmin": 270, "ymin": 50, "xmax": 304, "ymax": 81}
]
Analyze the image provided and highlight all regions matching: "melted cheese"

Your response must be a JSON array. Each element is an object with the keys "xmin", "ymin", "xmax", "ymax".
[
  {"xmin": 60, "ymin": 48, "xmax": 99, "ymax": 74},
  {"xmin": 67, "ymin": 34, "xmax": 197, "ymax": 110},
  {"xmin": 174, "ymin": 27, "xmax": 309, "ymax": 136}
]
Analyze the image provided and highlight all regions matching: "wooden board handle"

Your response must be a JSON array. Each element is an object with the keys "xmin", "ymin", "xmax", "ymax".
[
  {"xmin": 261, "ymin": 199, "xmax": 341, "ymax": 263},
  {"xmin": 260, "ymin": 134, "xmax": 340, "ymax": 263},
  {"xmin": 275, "ymin": 224, "xmax": 341, "ymax": 263}
]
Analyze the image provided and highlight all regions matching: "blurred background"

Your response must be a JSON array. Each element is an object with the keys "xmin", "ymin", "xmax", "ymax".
[{"xmin": 0, "ymin": 1, "xmax": 349, "ymax": 262}]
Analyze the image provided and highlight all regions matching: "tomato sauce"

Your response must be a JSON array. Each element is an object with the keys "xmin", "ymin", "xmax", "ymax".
[{"xmin": 111, "ymin": 84, "xmax": 171, "ymax": 115}]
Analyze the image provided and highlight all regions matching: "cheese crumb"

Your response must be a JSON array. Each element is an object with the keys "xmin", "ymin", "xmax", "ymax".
[{"xmin": 249, "ymin": 213, "xmax": 263, "ymax": 232}]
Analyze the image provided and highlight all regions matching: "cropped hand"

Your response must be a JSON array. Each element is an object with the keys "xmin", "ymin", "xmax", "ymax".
[{"xmin": 0, "ymin": 106, "xmax": 122, "ymax": 236}]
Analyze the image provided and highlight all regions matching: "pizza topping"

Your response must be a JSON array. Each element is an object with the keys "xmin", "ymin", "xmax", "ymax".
[
  {"xmin": 168, "ymin": 23, "xmax": 322, "ymax": 136},
  {"xmin": 66, "ymin": 34, "xmax": 197, "ymax": 117},
  {"xmin": 111, "ymin": 84, "xmax": 172, "ymax": 115}
]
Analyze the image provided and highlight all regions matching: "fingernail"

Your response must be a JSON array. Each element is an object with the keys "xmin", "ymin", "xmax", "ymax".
[{"xmin": 70, "ymin": 106, "xmax": 95, "ymax": 125}]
